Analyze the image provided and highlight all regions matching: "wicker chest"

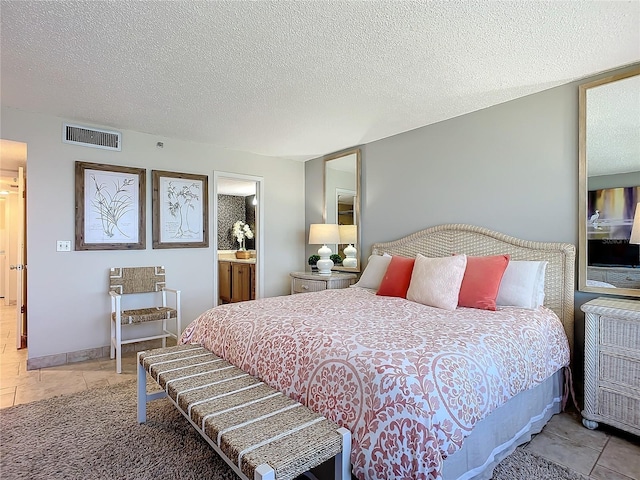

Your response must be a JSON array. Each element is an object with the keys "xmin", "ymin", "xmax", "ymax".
[{"xmin": 581, "ymin": 297, "xmax": 640, "ymax": 436}]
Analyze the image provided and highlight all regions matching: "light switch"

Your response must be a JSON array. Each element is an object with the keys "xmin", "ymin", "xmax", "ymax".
[{"xmin": 56, "ymin": 240, "xmax": 71, "ymax": 252}]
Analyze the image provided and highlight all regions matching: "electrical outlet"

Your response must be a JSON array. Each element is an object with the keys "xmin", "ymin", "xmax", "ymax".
[{"xmin": 56, "ymin": 240, "xmax": 71, "ymax": 252}]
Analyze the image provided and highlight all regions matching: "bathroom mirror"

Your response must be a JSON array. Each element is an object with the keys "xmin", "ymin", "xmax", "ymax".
[
  {"xmin": 578, "ymin": 67, "xmax": 640, "ymax": 297},
  {"xmin": 324, "ymin": 147, "xmax": 361, "ymax": 272}
]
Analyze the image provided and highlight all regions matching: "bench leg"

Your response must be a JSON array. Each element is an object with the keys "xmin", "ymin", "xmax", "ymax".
[
  {"xmin": 254, "ymin": 464, "xmax": 275, "ymax": 480},
  {"xmin": 137, "ymin": 352, "xmax": 147, "ymax": 423},
  {"xmin": 334, "ymin": 427, "xmax": 351, "ymax": 480},
  {"xmin": 137, "ymin": 352, "xmax": 169, "ymax": 424}
]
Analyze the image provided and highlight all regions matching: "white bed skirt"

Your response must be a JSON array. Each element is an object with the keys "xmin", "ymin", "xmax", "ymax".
[
  {"xmin": 308, "ymin": 369, "xmax": 564, "ymax": 480},
  {"xmin": 443, "ymin": 368, "xmax": 564, "ymax": 480}
]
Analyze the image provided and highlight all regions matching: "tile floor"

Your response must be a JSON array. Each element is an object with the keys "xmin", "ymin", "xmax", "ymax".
[
  {"xmin": 1, "ymin": 304, "xmax": 639, "ymax": 479},
  {"xmin": 0, "ymin": 304, "xmax": 141, "ymax": 408}
]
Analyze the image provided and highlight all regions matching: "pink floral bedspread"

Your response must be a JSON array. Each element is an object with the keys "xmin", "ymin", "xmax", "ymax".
[{"xmin": 180, "ymin": 287, "xmax": 569, "ymax": 480}]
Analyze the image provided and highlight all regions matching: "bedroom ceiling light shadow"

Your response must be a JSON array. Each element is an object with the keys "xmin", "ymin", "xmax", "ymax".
[{"xmin": 309, "ymin": 224, "xmax": 340, "ymax": 275}]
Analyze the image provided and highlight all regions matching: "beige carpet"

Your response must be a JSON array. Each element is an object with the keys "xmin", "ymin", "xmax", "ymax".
[{"xmin": 0, "ymin": 381, "xmax": 587, "ymax": 480}]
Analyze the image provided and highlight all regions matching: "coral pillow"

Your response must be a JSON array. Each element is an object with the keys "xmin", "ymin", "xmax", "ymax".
[
  {"xmin": 377, "ymin": 256, "xmax": 416, "ymax": 298},
  {"xmin": 406, "ymin": 254, "xmax": 467, "ymax": 311},
  {"xmin": 458, "ymin": 254, "xmax": 510, "ymax": 311}
]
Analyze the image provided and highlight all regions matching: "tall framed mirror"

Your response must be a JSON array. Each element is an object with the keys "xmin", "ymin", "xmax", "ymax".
[
  {"xmin": 323, "ymin": 147, "xmax": 362, "ymax": 272},
  {"xmin": 578, "ymin": 66, "xmax": 640, "ymax": 297}
]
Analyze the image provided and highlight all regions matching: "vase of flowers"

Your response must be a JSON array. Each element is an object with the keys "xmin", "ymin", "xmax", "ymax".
[{"xmin": 233, "ymin": 220, "xmax": 254, "ymax": 258}]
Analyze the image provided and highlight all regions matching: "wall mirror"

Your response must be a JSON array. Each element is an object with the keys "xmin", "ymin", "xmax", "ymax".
[
  {"xmin": 578, "ymin": 66, "xmax": 640, "ymax": 297},
  {"xmin": 324, "ymin": 147, "xmax": 361, "ymax": 272}
]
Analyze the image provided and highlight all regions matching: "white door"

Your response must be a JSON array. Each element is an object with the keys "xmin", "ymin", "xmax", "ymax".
[{"xmin": 13, "ymin": 167, "xmax": 26, "ymax": 349}]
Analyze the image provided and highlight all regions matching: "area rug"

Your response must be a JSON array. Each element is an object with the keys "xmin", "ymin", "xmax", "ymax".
[{"xmin": 0, "ymin": 381, "xmax": 587, "ymax": 480}]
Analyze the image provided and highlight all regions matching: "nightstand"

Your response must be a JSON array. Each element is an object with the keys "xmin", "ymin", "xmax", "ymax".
[
  {"xmin": 289, "ymin": 271, "xmax": 357, "ymax": 294},
  {"xmin": 581, "ymin": 297, "xmax": 640, "ymax": 436}
]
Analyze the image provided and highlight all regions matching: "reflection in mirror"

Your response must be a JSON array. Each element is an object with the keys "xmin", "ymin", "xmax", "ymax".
[
  {"xmin": 579, "ymin": 67, "xmax": 640, "ymax": 297},
  {"xmin": 324, "ymin": 148, "xmax": 361, "ymax": 272}
]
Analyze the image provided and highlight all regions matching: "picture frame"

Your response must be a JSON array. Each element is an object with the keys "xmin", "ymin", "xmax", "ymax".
[
  {"xmin": 75, "ymin": 162, "xmax": 146, "ymax": 250},
  {"xmin": 152, "ymin": 170, "xmax": 209, "ymax": 249}
]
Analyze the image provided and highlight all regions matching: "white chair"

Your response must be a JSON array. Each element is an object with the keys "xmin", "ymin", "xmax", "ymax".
[{"xmin": 109, "ymin": 266, "xmax": 181, "ymax": 373}]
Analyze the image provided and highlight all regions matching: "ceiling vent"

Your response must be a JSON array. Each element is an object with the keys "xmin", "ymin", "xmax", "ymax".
[{"xmin": 62, "ymin": 123, "xmax": 121, "ymax": 151}]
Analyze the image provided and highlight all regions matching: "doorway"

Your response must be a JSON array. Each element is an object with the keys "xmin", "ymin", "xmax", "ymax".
[
  {"xmin": 213, "ymin": 171, "xmax": 264, "ymax": 306},
  {"xmin": 0, "ymin": 139, "xmax": 27, "ymax": 350}
]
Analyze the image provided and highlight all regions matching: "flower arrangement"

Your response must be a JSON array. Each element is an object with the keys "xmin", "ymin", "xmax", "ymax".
[{"xmin": 232, "ymin": 220, "xmax": 254, "ymax": 251}]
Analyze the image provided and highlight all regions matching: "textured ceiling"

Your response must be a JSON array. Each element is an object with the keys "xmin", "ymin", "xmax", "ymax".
[
  {"xmin": 1, "ymin": 1, "xmax": 639, "ymax": 162},
  {"xmin": 587, "ymin": 74, "xmax": 640, "ymax": 176}
]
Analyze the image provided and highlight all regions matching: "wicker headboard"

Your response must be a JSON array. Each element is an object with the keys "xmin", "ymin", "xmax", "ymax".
[{"xmin": 371, "ymin": 224, "xmax": 576, "ymax": 354}]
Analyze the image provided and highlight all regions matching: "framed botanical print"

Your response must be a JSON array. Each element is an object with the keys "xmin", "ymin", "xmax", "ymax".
[
  {"xmin": 75, "ymin": 162, "xmax": 146, "ymax": 250},
  {"xmin": 152, "ymin": 170, "xmax": 209, "ymax": 249}
]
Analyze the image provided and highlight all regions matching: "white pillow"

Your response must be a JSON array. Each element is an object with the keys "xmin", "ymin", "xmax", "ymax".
[
  {"xmin": 406, "ymin": 254, "xmax": 467, "ymax": 311},
  {"xmin": 496, "ymin": 260, "xmax": 547, "ymax": 309},
  {"xmin": 351, "ymin": 254, "xmax": 392, "ymax": 290}
]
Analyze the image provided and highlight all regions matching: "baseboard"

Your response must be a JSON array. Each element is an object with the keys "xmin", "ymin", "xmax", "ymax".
[{"xmin": 26, "ymin": 338, "xmax": 172, "ymax": 370}]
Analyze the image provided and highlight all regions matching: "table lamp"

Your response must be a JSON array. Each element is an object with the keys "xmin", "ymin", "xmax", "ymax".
[
  {"xmin": 339, "ymin": 224, "xmax": 357, "ymax": 268},
  {"xmin": 309, "ymin": 224, "xmax": 340, "ymax": 275}
]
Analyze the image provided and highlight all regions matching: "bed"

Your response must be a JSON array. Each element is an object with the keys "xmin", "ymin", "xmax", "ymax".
[{"xmin": 181, "ymin": 224, "xmax": 576, "ymax": 480}]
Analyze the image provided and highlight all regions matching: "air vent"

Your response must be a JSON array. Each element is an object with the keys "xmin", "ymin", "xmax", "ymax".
[{"xmin": 63, "ymin": 123, "xmax": 121, "ymax": 151}]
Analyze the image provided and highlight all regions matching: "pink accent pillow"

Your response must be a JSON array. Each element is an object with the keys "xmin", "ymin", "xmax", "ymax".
[
  {"xmin": 376, "ymin": 256, "xmax": 416, "ymax": 298},
  {"xmin": 457, "ymin": 254, "xmax": 511, "ymax": 311},
  {"xmin": 406, "ymin": 254, "xmax": 468, "ymax": 311}
]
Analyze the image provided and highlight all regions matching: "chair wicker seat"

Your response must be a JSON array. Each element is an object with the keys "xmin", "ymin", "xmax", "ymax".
[
  {"xmin": 113, "ymin": 306, "xmax": 177, "ymax": 324},
  {"xmin": 109, "ymin": 266, "xmax": 181, "ymax": 373},
  {"xmin": 137, "ymin": 344, "xmax": 351, "ymax": 480}
]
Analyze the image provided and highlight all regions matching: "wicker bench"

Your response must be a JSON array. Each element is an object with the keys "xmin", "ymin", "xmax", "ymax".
[{"xmin": 137, "ymin": 344, "xmax": 351, "ymax": 480}]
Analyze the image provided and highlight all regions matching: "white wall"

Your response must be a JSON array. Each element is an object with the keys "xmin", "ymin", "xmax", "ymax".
[
  {"xmin": 361, "ymin": 82, "xmax": 579, "ymax": 251},
  {"xmin": 1, "ymin": 191, "xmax": 19, "ymax": 303},
  {"xmin": 1, "ymin": 107, "xmax": 305, "ymax": 360}
]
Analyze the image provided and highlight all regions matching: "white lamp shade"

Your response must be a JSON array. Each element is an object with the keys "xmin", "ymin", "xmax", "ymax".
[
  {"xmin": 339, "ymin": 224, "xmax": 357, "ymax": 244},
  {"xmin": 630, "ymin": 203, "xmax": 640, "ymax": 244},
  {"xmin": 309, "ymin": 224, "xmax": 340, "ymax": 245}
]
